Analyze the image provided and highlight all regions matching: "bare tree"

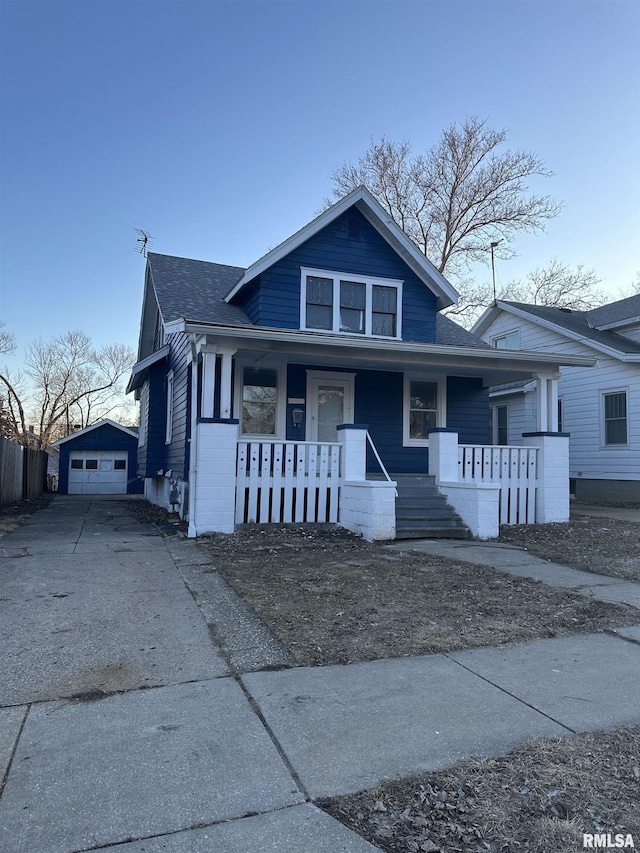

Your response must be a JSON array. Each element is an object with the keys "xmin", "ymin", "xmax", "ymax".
[
  {"xmin": 0, "ymin": 321, "xmax": 15, "ymax": 356},
  {"xmin": 0, "ymin": 330, "xmax": 134, "ymax": 448},
  {"xmin": 446, "ymin": 260, "xmax": 606, "ymax": 327},
  {"xmin": 331, "ymin": 117, "xmax": 561, "ymax": 280}
]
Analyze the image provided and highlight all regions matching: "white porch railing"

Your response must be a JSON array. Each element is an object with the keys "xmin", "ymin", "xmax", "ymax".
[
  {"xmin": 458, "ymin": 444, "xmax": 538, "ymax": 525},
  {"xmin": 235, "ymin": 441, "xmax": 341, "ymax": 524}
]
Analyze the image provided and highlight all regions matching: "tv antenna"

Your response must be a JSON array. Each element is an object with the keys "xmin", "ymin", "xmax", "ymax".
[
  {"xmin": 135, "ymin": 229, "xmax": 153, "ymax": 257},
  {"xmin": 490, "ymin": 240, "xmax": 502, "ymax": 303}
]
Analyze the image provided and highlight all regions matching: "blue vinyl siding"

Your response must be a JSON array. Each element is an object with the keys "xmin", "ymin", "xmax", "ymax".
[
  {"xmin": 233, "ymin": 209, "xmax": 438, "ymax": 342},
  {"xmin": 446, "ymin": 376, "xmax": 490, "ymax": 444},
  {"xmin": 138, "ymin": 333, "xmax": 191, "ymax": 480},
  {"xmin": 58, "ymin": 424, "xmax": 142, "ymax": 494},
  {"xmin": 164, "ymin": 332, "xmax": 190, "ymax": 479},
  {"xmin": 138, "ymin": 363, "xmax": 168, "ymax": 478},
  {"xmin": 285, "ymin": 364, "xmax": 490, "ymax": 473},
  {"xmin": 355, "ymin": 369, "xmax": 428, "ymax": 474}
]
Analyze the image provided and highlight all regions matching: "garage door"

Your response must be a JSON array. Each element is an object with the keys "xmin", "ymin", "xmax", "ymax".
[{"xmin": 68, "ymin": 450, "xmax": 129, "ymax": 494}]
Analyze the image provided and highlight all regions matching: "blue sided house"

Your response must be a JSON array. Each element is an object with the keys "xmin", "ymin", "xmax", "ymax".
[
  {"xmin": 54, "ymin": 419, "xmax": 144, "ymax": 495},
  {"xmin": 127, "ymin": 188, "xmax": 593, "ymax": 540}
]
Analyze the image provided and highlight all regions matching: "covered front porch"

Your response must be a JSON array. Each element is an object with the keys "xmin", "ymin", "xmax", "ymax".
[{"xmin": 177, "ymin": 321, "xmax": 591, "ymax": 540}]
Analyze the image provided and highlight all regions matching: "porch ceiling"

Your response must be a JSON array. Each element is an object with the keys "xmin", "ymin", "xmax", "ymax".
[{"xmin": 175, "ymin": 321, "xmax": 595, "ymax": 387}]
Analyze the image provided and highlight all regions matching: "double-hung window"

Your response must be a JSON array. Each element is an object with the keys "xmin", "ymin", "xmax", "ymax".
[
  {"xmin": 301, "ymin": 268, "xmax": 402, "ymax": 339},
  {"xmin": 403, "ymin": 376, "xmax": 445, "ymax": 445},
  {"xmin": 241, "ymin": 367, "xmax": 278, "ymax": 436},
  {"xmin": 603, "ymin": 391, "xmax": 628, "ymax": 446}
]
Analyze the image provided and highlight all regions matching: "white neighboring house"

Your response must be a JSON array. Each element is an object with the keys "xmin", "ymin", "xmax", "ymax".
[{"xmin": 473, "ymin": 295, "xmax": 640, "ymax": 504}]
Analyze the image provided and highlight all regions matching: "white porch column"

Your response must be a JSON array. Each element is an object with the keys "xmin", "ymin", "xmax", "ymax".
[
  {"xmin": 337, "ymin": 423, "xmax": 368, "ymax": 481},
  {"xmin": 534, "ymin": 373, "xmax": 560, "ymax": 432},
  {"xmin": 523, "ymin": 431, "xmax": 570, "ymax": 523},
  {"xmin": 189, "ymin": 418, "xmax": 239, "ymax": 536},
  {"xmin": 337, "ymin": 424, "xmax": 396, "ymax": 541},
  {"xmin": 219, "ymin": 348, "xmax": 236, "ymax": 420},
  {"xmin": 200, "ymin": 346, "xmax": 217, "ymax": 419},
  {"xmin": 427, "ymin": 429, "xmax": 460, "ymax": 483}
]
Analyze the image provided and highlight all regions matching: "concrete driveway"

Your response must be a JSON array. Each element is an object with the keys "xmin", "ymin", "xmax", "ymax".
[{"xmin": 0, "ymin": 496, "xmax": 378, "ymax": 853}]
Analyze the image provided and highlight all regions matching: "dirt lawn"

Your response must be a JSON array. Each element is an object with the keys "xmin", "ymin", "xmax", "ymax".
[
  {"xmin": 196, "ymin": 525, "xmax": 639, "ymax": 667},
  {"xmin": 497, "ymin": 511, "xmax": 640, "ymax": 582}
]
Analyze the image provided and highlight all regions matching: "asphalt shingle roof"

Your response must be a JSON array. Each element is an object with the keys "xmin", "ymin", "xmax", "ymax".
[
  {"xmin": 588, "ymin": 294, "xmax": 640, "ymax": 328},
  {"xmin": 501, "ymin": 300, "xmax": 640, "ymax": 355},
  {"xmin": 436, "ymin": 314, "xmax": 491, "ymax": 349},
  {"xmin": 147, "ymin": 253, "xmax": 251, "ymax": 327}
]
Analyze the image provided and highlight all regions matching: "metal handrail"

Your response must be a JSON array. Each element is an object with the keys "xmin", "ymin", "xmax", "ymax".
[{"xmin": 366, "ymin": 431, "xmax": 398, "ymax": 496}]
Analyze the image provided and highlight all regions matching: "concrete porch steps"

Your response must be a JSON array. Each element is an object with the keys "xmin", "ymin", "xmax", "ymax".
[{"xmin": 392, "ymin": 474, "xmax": 471, "ymax": 540}]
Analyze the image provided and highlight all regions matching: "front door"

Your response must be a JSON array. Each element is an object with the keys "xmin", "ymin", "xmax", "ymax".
[{"xmin": 307, "ymin": 371, "xmax": 355, "ymax": 442}]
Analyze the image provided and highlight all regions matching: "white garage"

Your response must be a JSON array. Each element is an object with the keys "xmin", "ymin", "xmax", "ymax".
[{"xmin": 68, "ymin": 450, "xmax": 129, "ymax": 495}]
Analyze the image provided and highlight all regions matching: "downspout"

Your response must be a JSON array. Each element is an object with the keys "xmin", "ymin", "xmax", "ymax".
[{"xmin": 187, "ymin": 335, "xmax": 199, "ymax": 538}]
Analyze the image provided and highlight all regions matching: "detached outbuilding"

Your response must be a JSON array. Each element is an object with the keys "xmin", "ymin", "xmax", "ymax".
[{"xmin": 53, "ymin": 419, "xmax": 144, "ymax": 495}]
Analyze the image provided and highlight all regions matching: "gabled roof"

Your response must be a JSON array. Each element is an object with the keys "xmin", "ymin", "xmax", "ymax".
[
  {"xmin": 473, "ymin": 299, "xmax": 640, "ymax": 359},
  {"xmin": 224, "ymin": 186, "xmax": 459, "ymax": 311},
  {"xmin": 52, "ymin": 419, "xmax": 138, "ymax": 447}
]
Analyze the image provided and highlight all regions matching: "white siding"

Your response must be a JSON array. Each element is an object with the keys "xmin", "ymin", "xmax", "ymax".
[{"xmin": 480, "ymin": 313, "xmax": 640, "ymax": 482}]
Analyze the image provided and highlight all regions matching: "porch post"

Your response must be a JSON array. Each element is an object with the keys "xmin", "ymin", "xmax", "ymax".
[
  {"xmin": 534, "ymin": 372, "xmax": 560, "ymax": 432},
  {"xmin": 200, "ymin": 346, "xmax": 217, "ymax": 419},
  {"xmin": 337, "ymin": 423, "xmax": 368, "ymax": 480},
  {"xmin": 523, "ymin": 431, "xmax": 570, "ymax": 523},
  {"xmin": 219, "ymin": 348, "xmax": 237, "ymax": 420},
  {"xmin": 427, "ymin": 428, "xmax": 460, "ymax": 483},
  {"xmin": 190, "ymin": 418, "xmax": 239, "ymax": 536}
]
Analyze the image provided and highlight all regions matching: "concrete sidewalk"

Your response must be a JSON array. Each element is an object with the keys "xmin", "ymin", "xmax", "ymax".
[{"xmin": 2, "ymin": 496, "xmax": 640, "ymax": 852}]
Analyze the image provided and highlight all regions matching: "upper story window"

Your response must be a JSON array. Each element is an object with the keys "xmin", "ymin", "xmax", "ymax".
[
  {"xmin": 491, "ymin": 330, "xmax": 520, "ymax": 350},
  {"xmin": 301, "ymin": 268, "xmax": 402, "ymax": 339},
  {"xmin": 603, "ymin": 390, "xmax": 627, "ymax": 446}
]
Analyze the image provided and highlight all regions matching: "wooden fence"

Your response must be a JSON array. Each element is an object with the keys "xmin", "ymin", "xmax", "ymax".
[{"xmin": 0, "ymin": 437, "xmax": 48, "ymax": 505}]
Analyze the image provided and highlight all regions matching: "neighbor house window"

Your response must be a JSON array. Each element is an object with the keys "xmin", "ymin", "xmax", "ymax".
[
  {"xmin": 403, "ymin": 376, "xmax": 445, "ymax": 445},
  {"xmin": 603, "ymin": 391, "xmax": 627, "ymax": 445},
  {"xmin": 165, "ymin": 371, "xmax": 174, "ymax": 444},
  {"xmin": 495, "ymin": 405, "xmax": 508, "ymax": 445},
  {"xmin": 301, "ymin": 268, "xmax": 402, "ymax": 339},
  {"xmin": 241, "ymin": 368, "xmax": 278, "ymax": 435},
  {"xmin": 491, "ymin": 330, "xmax": 520, "ymax": 350}
]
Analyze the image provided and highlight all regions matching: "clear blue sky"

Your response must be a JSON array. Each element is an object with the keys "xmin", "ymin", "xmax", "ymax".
[{"xmin": 1, "ymin": 0, "xmax": 639, "ymax": 368}]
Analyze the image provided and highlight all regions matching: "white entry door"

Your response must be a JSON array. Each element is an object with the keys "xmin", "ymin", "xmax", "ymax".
[
  {"xmin": 307, "ymin": 372, "xmax": 355, "ymax": 442},
  {"xmin": 68, "ymin": 450, "xmax": 128, "ymax": 494}
]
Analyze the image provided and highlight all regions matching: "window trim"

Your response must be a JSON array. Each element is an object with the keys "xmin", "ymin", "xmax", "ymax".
[
  {"xmin": 300, "ymin": 267, "xmax": 403, "ymax": 340},
  {"xmin": 402, "ymin": 374, "xmax": 447, "ymax": 447},
  {"xmin": 234, "ymin": 361, "xmax": 287, "ymax": 439},
  {"xmin": 491, "ymin": 328, "xmax": 520, "ymax": 350},
  {"xmin": 601, "ymin": 388, "xmax": 628, "ymax": 448},
  {"xmin": 165, "ymin": 370, "xmax": 174, "ymax": 444}
]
